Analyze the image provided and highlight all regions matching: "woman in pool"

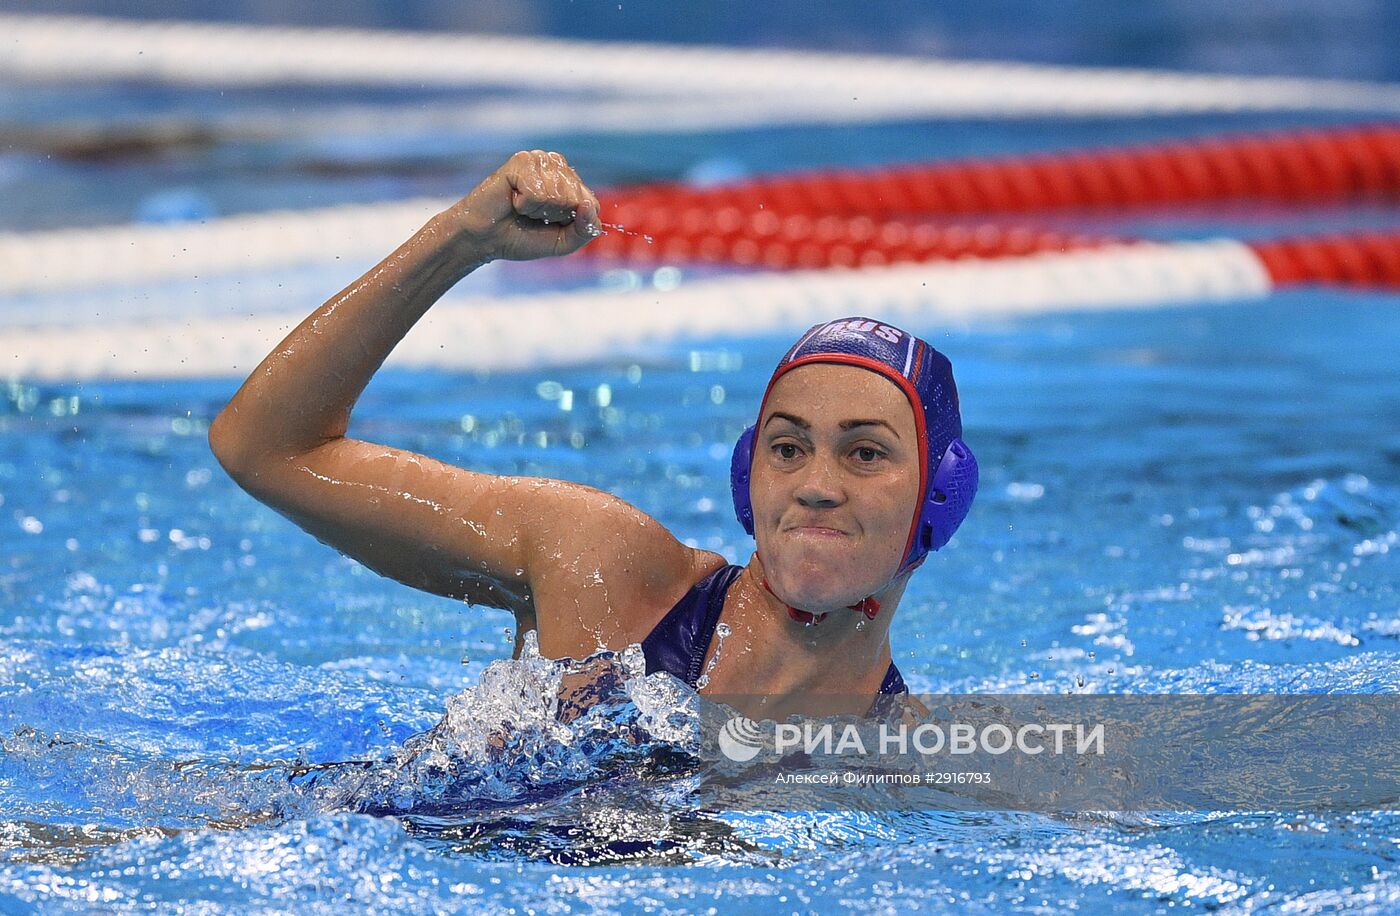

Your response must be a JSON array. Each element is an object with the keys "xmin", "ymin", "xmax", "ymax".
[{"xmin": 209, "ymin": 150, "xmax": 976, "ymax": 721}]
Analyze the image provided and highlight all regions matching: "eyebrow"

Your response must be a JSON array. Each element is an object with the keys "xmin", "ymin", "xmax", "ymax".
[
  {"xmin": 763, "ymin": 412, "xmax": 902, "ymax": 439},
  {"xmin": 841, "ymin": 419, "xmax": 902, "ymax": 439},
  {"xmin": 764, "ymin": 411, "xmax": 810, "ymax": 430}
]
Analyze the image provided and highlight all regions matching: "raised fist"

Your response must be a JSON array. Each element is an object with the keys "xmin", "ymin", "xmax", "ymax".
[{"xmin": 446, "ymin": 150, "xmax": 602, "ymax": 262}]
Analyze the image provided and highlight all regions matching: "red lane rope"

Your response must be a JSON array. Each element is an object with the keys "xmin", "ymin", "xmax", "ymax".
[
  {"xmin": 585, "ymin": 125, "xmax": 1400, "ymax": 287},
  {"xmin": 591, "ymin": 224, "xmax": 1400, "ymax": 290},
  {"xmin": 587, "ymin": 212, "xmax": 1116, "ymax": 269},
  {"xmin": 1249, "ymin": 232, "xmax": 1400, "ymax": 288},
  {"xmin": 602, "ymin": 125, "xmax": 1400, "ymax": 224},
  {"xmin": 584, "ymin": 124, "xmax": 1400, "ymax": 272}
]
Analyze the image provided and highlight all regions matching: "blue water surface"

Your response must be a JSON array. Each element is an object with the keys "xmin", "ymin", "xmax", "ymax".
[
  {"xmin": 3, "ymin": 2, "xmax": 1400, "ymax": 913},
  {"xmin": 2, "ymin": 289, "xmax": 1399, "ymax": 912}
]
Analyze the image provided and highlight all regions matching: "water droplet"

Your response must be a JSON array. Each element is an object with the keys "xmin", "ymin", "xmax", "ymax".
[
  {"xmin": 600, "ymin": 221, "xmax": 654, "ymax": 245},
  {"xmin": 698, "ymin": 621, "xmax": 731, "ymax": 685}
]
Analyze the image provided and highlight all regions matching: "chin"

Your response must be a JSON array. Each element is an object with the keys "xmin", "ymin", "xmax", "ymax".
[{"xmin": 766, "ymin": 552, "xmax": 887, "ymax": 612}]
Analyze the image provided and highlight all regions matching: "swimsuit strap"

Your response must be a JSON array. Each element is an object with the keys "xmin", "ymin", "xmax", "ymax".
[
  {"xmin": 641, "ymin": 563, "xmax": 744, "ymax": 688},
  {"xmin": 878, "ymin": 659, "xmax": 907, "ymax": 695},
  {"xmin": 641, "ymin": 564, "xmax": 908, "ymax": 700}
]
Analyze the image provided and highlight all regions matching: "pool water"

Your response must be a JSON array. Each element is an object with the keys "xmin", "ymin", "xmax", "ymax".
[
  {"xmin": 2, "ymin": 286, "xmax": 1399, "ymax": 911},
  {"xmin": 4, "ymin": 3, "xmax": 1400, "ymax": 912}
]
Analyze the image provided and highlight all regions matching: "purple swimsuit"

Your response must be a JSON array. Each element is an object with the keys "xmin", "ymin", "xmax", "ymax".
[{"xmin": 641, "ymin": 563, "xmax": 908, "ymax": 697}]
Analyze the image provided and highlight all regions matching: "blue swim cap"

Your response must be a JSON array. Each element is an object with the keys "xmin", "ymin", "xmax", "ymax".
[{"xmin": 730, "ymin": 317, "xmax": 978, "ymax": 574}]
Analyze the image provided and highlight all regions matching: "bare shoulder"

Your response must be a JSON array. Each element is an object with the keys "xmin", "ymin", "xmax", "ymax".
[
  {"xmin": 520, "ymin": 479, "xmax": 730, "ymax": 658},
  {"xmin": 212, "ymin": 433, "xmax": 731, "ymax": 660}
]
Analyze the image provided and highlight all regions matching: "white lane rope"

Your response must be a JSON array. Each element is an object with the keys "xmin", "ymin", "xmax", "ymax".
[
  {"xmin": 0, "ymin": 199, "xmax": 447, "ymax": 297},
  {"xmin": 4, "ymin": 15, "xmax": 1400, "ymax": 120},
  {"xmin": 0, "ymin": 241, "xmax": 1272, "ymax": 382}
]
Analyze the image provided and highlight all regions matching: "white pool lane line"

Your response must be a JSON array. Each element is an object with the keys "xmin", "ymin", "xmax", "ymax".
[
  {"xmin": 0, "ymin": 199, "xmax": 448, "ymax": 297},
  {"xmin": 4, "ymin": 14, "xmax": 1400, "ymax": 122},
  {"xmin": 0, "ymin": 241, "xmax": 1272, "ymax": 382}
]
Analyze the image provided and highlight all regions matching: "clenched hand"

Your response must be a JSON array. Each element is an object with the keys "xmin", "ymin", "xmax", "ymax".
[{"xmin": 446, "ymin": 150, "xmax": 602, "ymax": 263}]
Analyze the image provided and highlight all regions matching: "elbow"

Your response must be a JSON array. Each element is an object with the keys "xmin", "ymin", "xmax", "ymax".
[
  {"xmin": 208, "ymin": 409, "xmax": 240, "ymax": 475},
  {"xmin": 208, "ymin": 413, "xmax": 282, "ymax": 500},
  {"xmin": 208, "ymin": 407, "xmax": 332, "ymax": 492},
  {"xmin": 208, "ymin": 407, "xmax": 258, "ymax": 481}
]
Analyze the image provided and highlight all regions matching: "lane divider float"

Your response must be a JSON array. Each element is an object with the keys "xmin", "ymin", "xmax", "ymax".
[
  {"xmin": 4, "ymin": 234, "xmax": 1395, "ymax": 382},
  {"xmin": 3, "ymin": 125, "xmax": 1397, "ymax": 294},
  {"xmin": 5, "ymin": 14, "xmax": 1400, "ymax": 121},
  {"xmin": 600, "ymin": 124, "xmax": 1400, "ymax": 224}
]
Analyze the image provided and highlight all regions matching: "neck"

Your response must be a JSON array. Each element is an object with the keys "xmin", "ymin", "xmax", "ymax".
[
  {"xmin": 763, "ymin": 578, "xmax": 880, "ymax": 625},
  {"xmin": 732, "ymin": 554, "xmax": 902, "ymax": 684}
]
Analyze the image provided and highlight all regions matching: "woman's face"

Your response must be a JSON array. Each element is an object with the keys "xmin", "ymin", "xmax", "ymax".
[{"xmin": 750, "ymin": 363, "xmax": 922, "ymax": 612}]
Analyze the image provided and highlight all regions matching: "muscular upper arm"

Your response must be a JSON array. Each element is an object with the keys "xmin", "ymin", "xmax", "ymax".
[{"xmin": 211, "ymin": 434, "xmax": 720, "ymax": 654}]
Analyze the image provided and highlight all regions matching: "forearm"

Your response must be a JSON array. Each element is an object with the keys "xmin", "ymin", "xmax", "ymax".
[{"xmin": 210, "ymin": 210, "xmax": 485, "ymax": 467}]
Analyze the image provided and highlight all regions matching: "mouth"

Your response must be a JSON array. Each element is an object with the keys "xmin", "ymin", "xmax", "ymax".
[{"xmin": 786, "ymin": 525, "xmax": 849, "ymax": 538}]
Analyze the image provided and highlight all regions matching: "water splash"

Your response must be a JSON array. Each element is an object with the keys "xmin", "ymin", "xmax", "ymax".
[
  {"xmin": 599, "ymin": 221, "xmax": 654, "ymax": 244},
  {"xmin": 326, "ymin": 631, "xmax": 701, "ymax": 820},
  {"xmin": 695, "ymin": 622, "xmax": 731, "ymax": 689}
]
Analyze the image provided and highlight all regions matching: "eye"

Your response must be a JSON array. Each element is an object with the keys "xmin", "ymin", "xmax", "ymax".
[
  {"xmin": 852, "ymin": 446, "xmax": 885, "ymax": 463},
  {"xmin": 772, "ymin": 442, "xmax": 802, "ymax": 460}
]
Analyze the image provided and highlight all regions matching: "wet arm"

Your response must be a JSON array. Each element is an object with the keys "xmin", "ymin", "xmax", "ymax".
[
  {"xmin": 206, "ymin": 152, "xmax": 709, "ymax": 646},
  {"xmin": 208, "ymin": 153, "xmax": 596, "ymax": 469},
  {"xmin": 207, "ymin": 152, "xmax": 602, "ymax": 610}
]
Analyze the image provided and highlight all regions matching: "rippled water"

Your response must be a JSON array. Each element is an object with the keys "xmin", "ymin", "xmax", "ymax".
[{"xmin": 1, "ymin": 290, "xmax": 1398, "ymax": 911}]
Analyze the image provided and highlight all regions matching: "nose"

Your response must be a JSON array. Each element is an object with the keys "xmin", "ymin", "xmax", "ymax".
[{"xmin": 792, "ymin": 452, "xmax": 845, "ymax": 508}]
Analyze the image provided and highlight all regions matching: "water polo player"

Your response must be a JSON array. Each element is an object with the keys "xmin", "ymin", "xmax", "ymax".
[{"xmin": 209, "ymin": 150, "xmax": 977, "ymax": 720}]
